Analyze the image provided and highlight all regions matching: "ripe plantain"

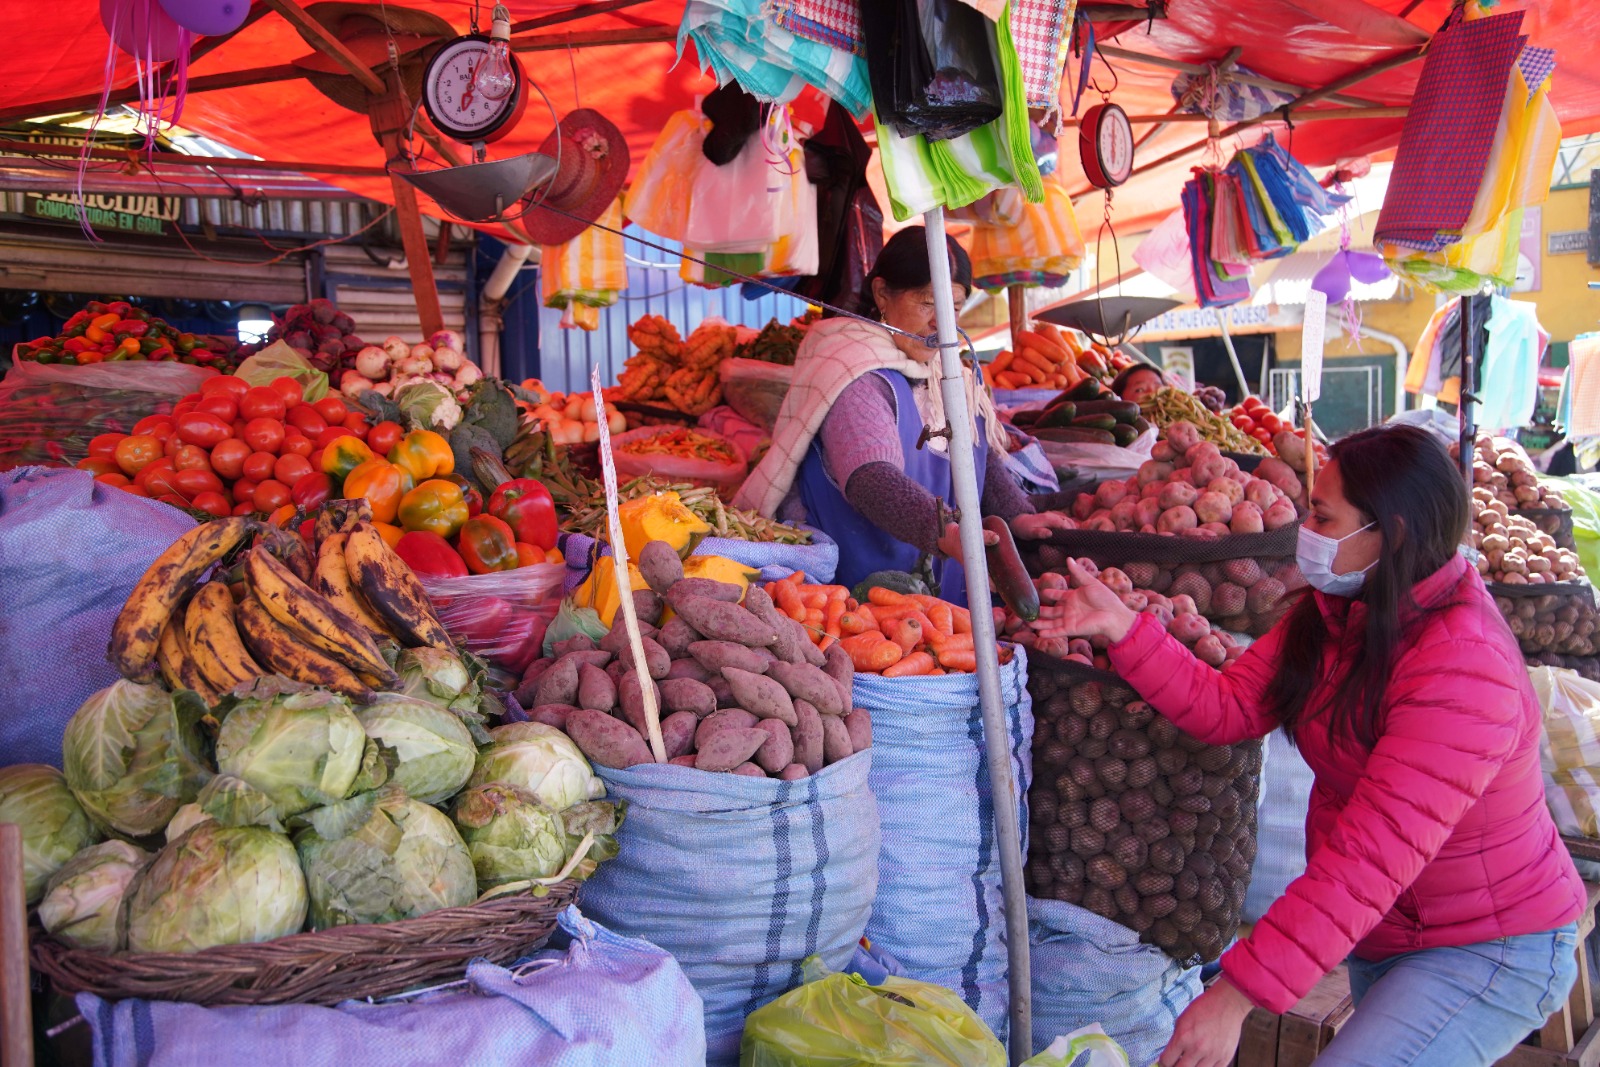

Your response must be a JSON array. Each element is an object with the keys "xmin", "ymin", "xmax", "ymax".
[
  {"xmin": 233, "ymin": 593, "xmax": 376, "ymax": 702},
  {"xmin": 244, "ymin": 546, "xmax": 395, "ymax": 683},
  {"xmin": 156, "ymin": 613, "xmax": 221, "ymax": 704},
  {"xmin": 110, "ymin": 517, "xmax": 255, "ymax": 683},
  {"xmin": 344, "ymin": 521, "xmax": 454, "ymax": 649},
  {"xmin": 182, "ymin": 581, "xmax": 264, "ymax": 694},
  {"xmin": 315, "ymin": 498, "xmax": 374, "ymax": 546},
  {"xmin": 255, "ymin": 523, "xmax": 315, "ymax": 584},
  {"xmin": 314, "ymin": 533, "xmax": 398, "ymax": 643}
]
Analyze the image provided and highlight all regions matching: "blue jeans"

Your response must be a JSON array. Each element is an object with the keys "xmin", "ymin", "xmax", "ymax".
[{"xmin": 1315, "ymin": 922, "xmax": 1581, "ymax": 1067}]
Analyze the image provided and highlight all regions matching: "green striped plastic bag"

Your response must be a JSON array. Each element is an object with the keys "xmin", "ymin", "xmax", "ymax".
[{"xmin": 677, "ymin": 0, "xmax": 871, "ymax": 117}]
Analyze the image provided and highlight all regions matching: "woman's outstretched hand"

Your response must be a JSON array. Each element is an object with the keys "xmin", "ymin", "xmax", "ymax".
[{"xmin": 1035, "ymin": 558, "xmax": 1139, "ymax": 644}]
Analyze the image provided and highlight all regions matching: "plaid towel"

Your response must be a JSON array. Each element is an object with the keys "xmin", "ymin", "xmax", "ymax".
[
  {"xmin": 1375, "ymin": 10, "xmax": 1527, "ymax": 252},
  {"xmin": 1568, "ymin": 334, "xmax": 1600, "ymax": 439}
]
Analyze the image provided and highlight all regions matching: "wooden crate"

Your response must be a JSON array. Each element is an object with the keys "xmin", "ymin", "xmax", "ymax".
[{"xmin": 1232, "ymin": 965, "xmax": 1352, "ymax": 1067}]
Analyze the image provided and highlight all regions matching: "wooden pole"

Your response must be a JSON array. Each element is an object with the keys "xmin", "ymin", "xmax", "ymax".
[
  {"xmin": 509, "ymin": 0, "xmax": 656, "ymax": 34},
  {"xmin": 369, "ymin": 70, "xmax": 445, "ymax": 337},
  {"xmin": 1007, "ymin": 285, "xmax": 1028, "ymax": 338},
  {"xmin": 0, "ymin": 825, "xmax": 32, "ymax": 1067},
  {"xmin": 0, "ymin": 64, "xmax": 306, "ymax": 125},
  {"xmin": 262, "ymin": 0, "xmax": 386, "ymax": 94}
]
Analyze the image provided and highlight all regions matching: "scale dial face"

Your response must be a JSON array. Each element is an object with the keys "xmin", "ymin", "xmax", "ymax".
[
  {"xmin": 422, "ymin": 35, "xmax": 524, "ymax": 143},
  {"xmin": 1080, "ymin": 103, "xmax": 1134, "ymax": 189}
]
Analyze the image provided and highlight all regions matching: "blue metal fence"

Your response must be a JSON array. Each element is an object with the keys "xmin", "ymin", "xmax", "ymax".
[{"xmin": 490, "ymin": 225, "xmax": 810, "ymax": 393}]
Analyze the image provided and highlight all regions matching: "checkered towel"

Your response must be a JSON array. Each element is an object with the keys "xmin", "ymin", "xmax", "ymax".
[{"xmin": 1375, "ymin": 10, "xmax": 1527, "ymax": 252}]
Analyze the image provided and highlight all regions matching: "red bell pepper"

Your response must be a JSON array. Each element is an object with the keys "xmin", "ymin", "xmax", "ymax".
[
  {"xmin": 393, "ymin": 530, "xmax": 468, "ymax": 578},
  {"xmin": 487, "ymin": 478, "xmax": 559, "ymax": 551},
  {"xmin": 458, "ymin": 515, "xmax": 520, "ymax": 574}
]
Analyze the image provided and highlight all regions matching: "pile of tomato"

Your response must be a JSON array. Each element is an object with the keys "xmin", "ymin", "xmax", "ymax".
[
  {"xmin": 1227, "ymin": 396, "xmax": 1291, "ymax": 449},
  {"xmin": 74, "ymin": 375, "xmax": 403, "ymax": 518}
]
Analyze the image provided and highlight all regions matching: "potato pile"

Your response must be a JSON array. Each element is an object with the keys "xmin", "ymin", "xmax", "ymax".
[
  {"xmin": 1026, "ymin": 660, "xmax": 1261, "ymax": 964},
  {"xmin": 1493, "ymin": 589, "xmax": 1599, "ymax": 662},
  {"xmin": 1002, "ymin": 560, "xmax": 1252, "ymax": 671},
  {"xmin": 1457, "ymin": 435, "xmax": 1572, "ymax": 513},
  {"xmin": 1471, "ymin": 501, "xmax": 1585, "ymax": 586},
  {"xmin": 1061, "ymin": 422, "xmax": 1300, "ymax": 538},
  {"xmin": 516, "ymin": 542, "xmax": 869, "ymax": 779}
]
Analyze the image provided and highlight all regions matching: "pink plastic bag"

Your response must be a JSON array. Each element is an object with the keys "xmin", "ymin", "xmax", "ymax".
[
  {"xmin": 610, "ymin": 425, "xmax": 748, "ymax": 492},
  {"xmin": 420, "ymin": 563, "xmax": 565, "ymax": 684}
]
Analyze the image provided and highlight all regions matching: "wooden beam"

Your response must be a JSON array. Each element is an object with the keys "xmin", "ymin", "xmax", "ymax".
[
  {"xmin": 509, "ymin": 0, "xmax": 655, "ymax": 35},
  {"xmin": 0, "ymin": 825, "xmax": 32, "ymax": 1067},
  {"xmin": 263, "ymin": 0, "xmax": 386, "ymax": 95},
  {"xmin": 509, "ymin": 26, "xmax": 676, "ymax": 52},
  {"xmin": 0, "ymin": 139, "xmax": 390, "ymax": 177},
  {"xmin": 1096, "ymin": 44, "xmax": 1383, "ymax": 108},
  {"xmin": 0, "ymin": 64, "xmax": 305, "ymax": 125},
  {"xmin": 388, "ymin": 170, "xmax": 446, "ymax": 337},
  {"xmin": 1056, "ymin": 105, "xmax": 1408, "ymax": 126}
]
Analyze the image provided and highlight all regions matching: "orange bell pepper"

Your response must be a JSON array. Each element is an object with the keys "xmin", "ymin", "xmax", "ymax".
[
  {"xmin": 320, "ymin": 435, "xmax": 376, "ymax": 483},
  {"xmin": 397, "ymin": 478, "xmax": 469, "ymax": 539},
  {"xmin": 459, "ymin": 515, "xmax": 520, "ymax": 574},
  {"xmin": 387, "ymin": 429, "xmax": 454, "ymax": 483},
  {"xmin": 342, "ymin": 459, "xmax": 411, "ymax": 524}
]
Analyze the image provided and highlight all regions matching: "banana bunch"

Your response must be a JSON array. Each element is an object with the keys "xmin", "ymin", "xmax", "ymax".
[{"xmin": 111, "ymin": 507, "xmax": 454, "ymax": 704}]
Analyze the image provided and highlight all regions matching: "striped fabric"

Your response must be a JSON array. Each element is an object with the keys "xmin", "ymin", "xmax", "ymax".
[
  {"xmin": 971, "ymin": 172, "xmax": 1083, "ymax": 291},
  {"xmin": 678, "ymin": 0, "xmax": 871, "ymax": 117},
  {"xmin": 541, "ymin": 196, "xmax": 626, "ymax": 325}
]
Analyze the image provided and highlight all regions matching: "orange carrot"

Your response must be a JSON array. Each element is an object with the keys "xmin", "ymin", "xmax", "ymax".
[
  {"xmin": 841, "ymin": 633, "xmax": 903, "ymax": 673},
  {"xmin": 867, "ymin": 586, "xmax": 911, "ymax": 607},
  {"xmin": 950, "ymin": 606, "xmax": 972, "ymax": 634},
  {"xmin": 818, "ymin": 634, "xmax": 837, "ymax": 652},
  {"xmin": 772, "ymin": 580, "xmax": 806, "ymax": 621},
  {"xmin": 925, "ymin": 628, "xmax": 974, "ymax": 656},
  {"xmin": 803, "ymin": 608, "xmax": 825, "ymax": 630},
  {"xmin": 882, "ymin": 651, "xmax": 937, "ymax": 677},
  {"xmin": 925, "ymin": 601, "xmax": 955, "ymax": 635},
  {"xmin": 824, "ymin": 597, "xmax": 847, "ymax": 640},
  {"xmin": 855, "ymin": 604, "xmax": 879, "ymax": 631},
  {"xmin": 784, "ymin": 570, "xmax": 806, "ymax": 586},
  {"xmin": 838, "ymin": 612, "xmax": 871, "ymax": 636},
  {"xmin": 927, "ymin": 668, "xmax": 947, "ymax": 676},
  {"xmin": 937, "ymin": 648, "xmax": 978, "ymax": 672},
  {"xmin": 800, "ymin": 589, "xmax": 828, "ymax": 611},
  {"xmin": 884, "ymin": 617, "xmax": 923, "ymax": 655}
]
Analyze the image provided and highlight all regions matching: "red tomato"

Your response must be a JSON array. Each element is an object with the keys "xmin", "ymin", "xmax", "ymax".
[
  {"xmin": 156, "ymin": 493, "xmax": 190, "ymax": 509},
  {"xmin": 316, "ymin": 424, "xmax": 356, "ymax": 450},
  {"xmin": 242, "ymin": 418, "xmax": 286, "ymax": 454},
  {"xmin": 239, "ymin": 386, "xmax": 287, "ymax": 421},
  {"xmin": 114, "ymin": 435, "xmax": 163, "ymax": 476},
  {"xmin": 313, "ymin": 396, "xmax": 349, "ymax": 424},
  {"xmin": 365, "ymin": 421, "xmax": 403, "ymax": 456},
  {"xmin": 170, "ymin": 401, "xmax": 199, "ymax": 419},
  {"xmin": 1230, "ymin": 414, "xmax": 1254, "ymax": 431},
  {"xmin": 341, "ymin": 411, "xmax": 368, "ymax": 434},
  {"xmin": 140, "ymin": 463, "xmax": 182, "ymax": 497},
  {"xmin": 88, "ymin": 433, "xmax": 127, "ymax": 459},
  {"xmin": 95, "ymin": 472, "xmax": 132, "ymax": 488},
  {"xmin": 291, "ymin": 472, "xmax": 333, "ymax": 510},
  {"xmin": 233, "ymin": 478, "xmax": 260, "ymax": 504},
  {"xmin": 280, "ymin": 431, "xmax": 313, "ymax": 458},
  {"xmin": 1244, "ymin": 398, "xmax": 1269, "ymax": 416},
  {"xmin": 190, "ymin": 491, "xmax": 232, "ymax": 518},
  {"xmin": 175, "ymin": 412, "xmax": 231, "ymax": 448},
  {"xmin": 232, "ymin": 501, "xmax": 256, "ymax": 515},
  {"xmin": 273, "ymin": 454, "xmax": 313, "ymax": 486},
  {"xmin": 172, "ymin": 444, "xmax": 212, "ymax": 472},
  {"xmin": 1252, "ymin": 427, "xmax": 1274, "ymax": 444},
  {"xmin": 174, "ymin": 468, "xmax": 224, "ymax": 497},
  {"xmin": 308, "ymin": 448, "xmax": 325, "ymax": 473},
  {"xmin": 286, "ymin": 405, "xmax": 328, "ymax": 437},
  {"xmin": 1259, "ymin": 413, "xmax": 1284, "ymax": 435},
  {"xmin": 196, "ymin": 395, "xmax": 239, "ymax": 423},
  {"xmin": 252, "ymin": 479, "xmax": 291, "ymax": 512},
  {"xmin": 133, "ymin": 415, "xmax": 173, "ymax": 436},
  {"xmin": 268, "ymin": 376, "xmax": 304, "ymax": 408},
  {"xmin": 122, "ymin": 485, "xmax": 151, "ymax": 498},
  {"xmin": 77, "ymin": 457, "xmax": 121, "ymax": 476},
  {"xmin": 242, "ymin": 451, "xmax": 278, "ymax": 483},
  {"xmin": 162, "ymin": 434, "xmax": 183, "ymax": 459},
  {"xmin": 201, "ymin": 375, "xmax": 251, "ymax": 401},
  {"xmin": 209, "ymin": 439, "xmax": 251, "ymax": 480}
]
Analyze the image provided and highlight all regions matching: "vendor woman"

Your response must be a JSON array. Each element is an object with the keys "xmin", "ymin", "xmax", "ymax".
[
  {"xmin": 1112, "ymin": 362, "xmax": 1166, "ymax": 404},
  {"xmin": 734, "ymin": 227, "xmax": 1070, "ymax": 604}
]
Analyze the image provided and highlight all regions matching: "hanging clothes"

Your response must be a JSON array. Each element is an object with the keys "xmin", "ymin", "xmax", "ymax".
[
  {"xmin": 1476, "ymin": 296, "xmax": 1546, "ymax": 431},
  {"xmin": 1567, "ymin": 334, "xmax": 1600, "ymax": 439},
  {"xmin": 1405, "ymin": 298, "xmax": 1457, "ymax": 396}
]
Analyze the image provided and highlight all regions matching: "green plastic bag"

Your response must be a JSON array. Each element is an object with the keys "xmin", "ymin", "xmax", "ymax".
[
  {"xmin": 1021, "ymin": 1025, "xmax": 1131, "ymax": 1067},
  {"xmin": 1549, "ymin": 478, "xmax": 1600, "ymax": 582},
  {"xmin": 541, "ymin": 596, "xmax": 607, "ymax": 658},
  {"xmin": 234, "ymin": 340, "xmax": 330, "ymax": 402},
  {"xmin": 739, "ymin": 956, "xmax": 1006, "ymax": 1067}
]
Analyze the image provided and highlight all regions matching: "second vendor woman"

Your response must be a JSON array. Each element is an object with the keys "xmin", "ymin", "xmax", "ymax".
[{"xmin": 735, "ymin": 227, "xmax": 1068, "ymax": 604}]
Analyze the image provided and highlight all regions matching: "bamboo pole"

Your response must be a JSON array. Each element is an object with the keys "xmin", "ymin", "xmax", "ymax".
[{"xmin": 0, "ymin": 825, "xmax": 31, "ymax": 1067}]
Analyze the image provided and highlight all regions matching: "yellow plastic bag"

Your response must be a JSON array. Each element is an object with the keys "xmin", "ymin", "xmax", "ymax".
[
  {"xmin": 542, "ymin": 197, "xmax": 626, "ymax": 329},
  {"xmin": 739, "ymin": 956, "xmax": 1006, "ymax": 1067},
  {"xmin": 623, "ymin": 109, "xmax": 707, "ymax": 242},
  {"xmin": 1021, "ymin": 1025, "xmax": 1132, "ymax": 1067}
]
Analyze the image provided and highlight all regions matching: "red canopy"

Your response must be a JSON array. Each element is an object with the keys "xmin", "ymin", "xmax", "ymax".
[{"xmin": 1, "ymin": 0, "xmax": 1596, "ymax": 236}]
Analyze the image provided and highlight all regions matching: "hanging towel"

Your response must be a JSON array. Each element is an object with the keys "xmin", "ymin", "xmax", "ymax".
[
  {"xmin": 542, "ymin": 197, "xmax": 627, "ymax": 326},
  {"xmin": 678, "ymin": 0, "xmax": 872, "ymax": 117},
  {"xmin": 1477, "ymin": 295, "xmax": 1545, "ymax": 431},
  {"xmin": 1566, "ymin": 334, "xmax": 1600, "ymax": 439}
]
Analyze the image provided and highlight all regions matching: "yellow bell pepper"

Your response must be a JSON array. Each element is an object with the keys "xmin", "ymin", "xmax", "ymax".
[
  {"xmin": 397, "ymin": 479, "xmax": 470, "ymax": 539},
  {"xmin": 321, "ymin": 436, "xmax": 376, "ymax": 483},
  {"xmin": 387, "ymin": 430, "xmax": 454, "ymax": 483}
]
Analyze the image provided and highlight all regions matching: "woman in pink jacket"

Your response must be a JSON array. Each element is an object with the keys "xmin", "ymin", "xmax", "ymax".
[{"xmin": 1038, "ymin": 424, "xmax": 1584, "ymax": 1067}]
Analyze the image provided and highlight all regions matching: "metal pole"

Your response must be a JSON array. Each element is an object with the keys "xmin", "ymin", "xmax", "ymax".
[
  {"xmin": 1458, "ymin": 295, "xmax": 1477, "ymax": 484},
  {"xmin": 922, "ymin": 208, "xmax": 1032, "ymax": 1063},
  {"xmin": 1213, "ymin": 308, "xmax": 1252, "ymax": 399}
]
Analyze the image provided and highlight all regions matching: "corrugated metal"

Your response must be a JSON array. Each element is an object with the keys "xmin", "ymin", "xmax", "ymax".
[
  {"xmin": 321, "ymin": 244, "xmax": 470, "ymax": 344},
  {"xmin": 0, "ymin": 228, "xmax": 307, "ymax": 303},
  {"xmin": 533, "ymin": 225, "xmax": 811, "ymax": 393}
]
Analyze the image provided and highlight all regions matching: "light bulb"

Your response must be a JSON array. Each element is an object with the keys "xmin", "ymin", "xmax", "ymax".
[{"xmin": 477, "ymin": 3, "xmax": 516, "ymax": 101}]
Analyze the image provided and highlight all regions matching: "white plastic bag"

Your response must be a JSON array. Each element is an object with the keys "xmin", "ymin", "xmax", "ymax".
[
  {"xmin": 1037, "ymin": 426, "xmax": 1157, "ymax": 482},
  {"xmin": 1533, "ymin": 665, "xmax": 1600, "ymax": 837},
  {"xmin": 1022, "ymin": 1025, "xmax": 1132, "ymax": 1067},
  {"xmin": 419, "ymin": 563, "xmax": 565, "ymax": 684},
  {"xmin": 684, "ymin": 134, "xmax": 789, "ymax": 253},
  {"xmin": 623, "ymin": 110, "xmax": 707, "ymax": 242}
]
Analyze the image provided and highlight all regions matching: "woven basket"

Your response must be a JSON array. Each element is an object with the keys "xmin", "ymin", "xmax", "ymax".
[{"xmin": 30, "ymin": 879, "xmax": 578, "ymax": 1006}]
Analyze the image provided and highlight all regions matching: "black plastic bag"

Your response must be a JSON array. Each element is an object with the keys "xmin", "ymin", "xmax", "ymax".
[{"xmin": 861, "ymin": 0, "xmax": 1002, "ymax": 142}]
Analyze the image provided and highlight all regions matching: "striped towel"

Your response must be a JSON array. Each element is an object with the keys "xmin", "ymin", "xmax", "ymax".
[{"xmin": 678, "ymin": 0, "xmax": 871, "ymax": 117}]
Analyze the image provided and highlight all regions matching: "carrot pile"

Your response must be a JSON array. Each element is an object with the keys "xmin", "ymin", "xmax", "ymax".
[
  {"xmin": 983, "ymin": 324, "xmax": 1115, "ymax": 392},
  {"xmin": 765, "ymin": 575, "xmax": 1012, "ymax": 676}
]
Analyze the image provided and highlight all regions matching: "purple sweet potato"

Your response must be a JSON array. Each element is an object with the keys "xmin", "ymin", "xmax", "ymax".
[
  {"xmin": 620, "ymin": 635, "xmax": 672, "ymax": 680},
  {"xmin": 577, "ymin": 662, "xmax": 617, "ymax": 712},
  {"xmin": 731, "ymin": 763, "xmax": 767, "ymax": 778},
  {"xmin": 668, "ymin": 754, "xmax": 699, "ymax": 768},
  {"xmin": 822, "ymin": 642, "xmax": 855, "ymax": 710},
  {"xmin": 843, "ymin": 708, "xmax": 872, "ymax": 752},
  {"xmin": 527, "ymin": 703, "xmax": 576, "ymax": 730},
  {"xmin": 657, "ymin": 616, "xmax": 700, "ymax": 659},
  {"xmin": 665, "ymin": 578, "xmax": 745, "ymax": 607},
  {"xmin": 637, "ymin": 540, "xmax": 684, "ymax": 595},
  {"xmin": 688, "ymin": 641, "xmax": 771, "ymax": 676},
  {"xmin": 821, "ymin": 714, "xmax": 854, "ymax": 765},
  {"xmin": 660, "ymin": 710, "xmax": 698, "ymax": 760},
  {"xmin": 672, "ymin": 596, "xmax": 777, "ymax": 647},
  {"xmin": 531, "ymin": 654, "xmax": 580, "ymax": 708},
  {"xmin": 565, "ymin": 708, "xmax": 653, "ymax": 769},
  {"xmin": 708, "ymin": 674, "xmax": 737, "ymax": 708},
  {"xmin": 632, "ymin": 589, "xmax": 663, "ymax": 627},
  {"xmin": 600, "ymin": 620, "xmax": 658, "ymax": 655},
  {"xmin": 664, "ymin": 658, "xmax": 711, "ymax": 683},
  {"xmin": 778, "ymin": 763, "xmax": 809, "ymax": 781},
  {"xmin": 792, "ymin": 700, "xmax": 824, "ymax": 775},
  {"xmin": 551, "ymin": 635, "xmax": 595, "ymax": 657},
  {"xmin": 618, "ymin": 669, "xmax": 661, "ymax": 737},
  {"xmin": 695, "ymin": 728, "xmax": 769, "ymax": 772},
  {"xmin": 659, "ymin": 677, "xmax": 717, "ymax": 718},
  {"xmin": 723, "ymin": 667, "xmax": 797, "ymax": 726},
  {"xmin": 752, "ymin": 718, "xmax": 795, "ymax": 774},
  {"xmin": 747, "ymin": 586, "xmax": 825, "ymax": 666},
  {"xmin": 695, "ymin": 708, "xmax": 759, "ymax": 750},
  {"xmin": 766, "ymin": 661, "xmax": 845, "ymax": 717}
]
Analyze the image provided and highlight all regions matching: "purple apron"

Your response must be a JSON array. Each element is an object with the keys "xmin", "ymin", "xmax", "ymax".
[{"xmin": 798, "ymin": 369, "xmax": 988, "ymax": 605}]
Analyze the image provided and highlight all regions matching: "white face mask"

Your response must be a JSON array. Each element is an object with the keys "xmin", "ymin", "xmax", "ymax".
[{"xmin": 1297, "ymin": 522, "xmax": 1376, "ymax": 597}]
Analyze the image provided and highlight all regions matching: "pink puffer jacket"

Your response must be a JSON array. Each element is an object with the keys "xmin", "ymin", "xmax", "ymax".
[{"xmin": 1109, "ymin": 552, "xmax": 1585, "ymax": 1014}]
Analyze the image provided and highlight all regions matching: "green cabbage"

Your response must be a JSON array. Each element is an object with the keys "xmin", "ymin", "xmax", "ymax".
[
  {"xmin": 451, "ymin": 783, "xmax": 572, "ymax": 890},
  {"xmin": 395, "ymin": 647, "xmax": 488, "ymax": 738},
  {"xmin": 468, "ymin": 722, "xmax": 604, "ymax": 811},
  {"xmin": 124, "ymin": 822, "xmax": 307, "ymax": 953},
  {"xmin": 395, "ymin": 381, "xmax": 463, "ymax": 431},
  {"xmin": 295, "ymin": 788, "xmax": 476, "ymax": 930},
  {"xmin": 215, "ymin": 678, "xmax": 366, "ymax": 818},
  {"xmin": 356, "ymin": 695, "xmax": 476, "ymax": 806},
  {"xmin": 37, "ymin": 840, "xmax": 152, "ymax": 951},
  {"xmin": 61, "ymin": 681, "xmax": 213, "ymax": 838},
  {"xmin": 0, "ymin": 764, "xmax": 102, "ymax": 903}
]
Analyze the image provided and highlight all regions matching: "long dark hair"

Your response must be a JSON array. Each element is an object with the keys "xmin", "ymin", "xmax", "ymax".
[
  {"xmin": 852, "ymin": 226, "xmax": 973, "ymax": 320},
  {"xmin": 1265, "ymin": 424, "xmax": 1470, "ymax": 750}
]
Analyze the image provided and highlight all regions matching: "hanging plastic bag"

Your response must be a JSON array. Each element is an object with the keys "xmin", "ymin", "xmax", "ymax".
[
  {"xmin": 766, "ymin": 167, "xmax": 820, "ymax": 277},
  {"xmin": 419, "ymin": 563, "xmax": 565, "ymax": 684},
  {"xmin": 624, "ymin": 110, "xmax": 709, "ymax": 242},
  {"xmin": 1533, "ymin": 665, "xmax": 1600, "ymax": 838},
  {"xmin": 862, "ymin": 0, "xmax": 1002, "ymax": 142},
  {"xmin": 1022, "ymin": 1026, "xmax": 1132, "ymax": 1067},
  {"xmin": 684, "ymin": 133, "xmax": 791, "ymax": 253},
  {"xmin": 738, "ymin": 955, "xmax": 1007, "ymax": 1067},
  {"xmin": 971, "ymin": 172, "xmax": 1084, "ymax": 290}
]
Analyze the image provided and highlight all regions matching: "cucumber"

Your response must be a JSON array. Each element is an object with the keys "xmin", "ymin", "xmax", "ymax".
[
  {"xmin": 1064, "ymin": 379, "xmax": 1108, "ymax": 402},
  {"xmin": 1072, "ymin": 414, "xmax": 1119, "ymax": 432},
  {"xmin": 1011, "ymin": 409, "xmax": 1042, "ymax": 428},
  {"xmin": 851, "ymin": 570, "xmax": 930, "ymax": 604},
  {"xmin": 1132, "ymin": 416, "xmax": 1153, "ymax": 434},
  {"xmin": 1035, "ymin": 402, "xmax": 1078, "ymax": 429},
  {"xmin": 1110, "ymin": 423, "xmax": 1140, "ymax": 447},
  {"xmin": 1067, "ymin": 399, "xmax": 1141, "ymax": 422},
  {"xmin": 1035, "ymin": 427, "xmax": 1117, "ymax": 445},
  {"xmin": 983, "ymin": 516, "xmax": 1040, "ymax": 621}
]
